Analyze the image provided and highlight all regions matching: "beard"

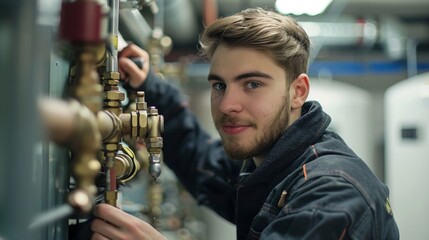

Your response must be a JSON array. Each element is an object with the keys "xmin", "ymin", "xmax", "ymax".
[{"xmin": 215, "ymin": 99, "xmax": 290, "ymax": 160}]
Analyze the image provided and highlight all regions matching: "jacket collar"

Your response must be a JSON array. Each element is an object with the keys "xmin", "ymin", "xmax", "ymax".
[{"xmin": 239, "ymin": 101, "xmax": 331, "ymax": 186}]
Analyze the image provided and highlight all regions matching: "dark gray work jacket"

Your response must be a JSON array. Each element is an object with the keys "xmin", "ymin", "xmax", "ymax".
[{"xmin": 140, "ymin": 70, "xmax": 399, "ymax": 240}]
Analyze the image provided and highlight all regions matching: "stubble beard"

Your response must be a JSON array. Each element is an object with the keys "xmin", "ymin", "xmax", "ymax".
[{"xmin": 216, "ymin": 100, "xmax": 290, "ymax": 161}]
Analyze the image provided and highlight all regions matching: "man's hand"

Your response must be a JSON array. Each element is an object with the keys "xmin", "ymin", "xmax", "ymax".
[
  {"xmin": 118, "ymin": 43, "xmax": 151, "ymax": 89},
  {"xmin": 91, "ymin": 203, "xmax": 166, "ymax": 240}
]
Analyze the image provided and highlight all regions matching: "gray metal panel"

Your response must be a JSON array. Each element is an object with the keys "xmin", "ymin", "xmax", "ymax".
[
  {"xmin": 0, "ymin": 0, "xmax": 70, "ymax": 239},
  {"xmin": 0, "ymin": 0, "xmax": 45, "ymax": 239},
  {"xmin": 45, "ymin": 25, "xmax": 71, "ymax": 240}
]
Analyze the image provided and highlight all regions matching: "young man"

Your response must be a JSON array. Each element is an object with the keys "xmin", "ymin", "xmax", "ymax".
[{"xmin": 91, "ymin": 8, "xmax": 399, "ymax": 240}]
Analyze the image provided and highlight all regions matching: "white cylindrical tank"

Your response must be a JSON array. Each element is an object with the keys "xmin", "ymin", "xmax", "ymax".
[
  {"xmin": 385, "ymin": 72, "xmax": 429, "ymax": 239},
  {"xmin": 307, "ymin": 79, "xmax": 378, "ymax": 176}
]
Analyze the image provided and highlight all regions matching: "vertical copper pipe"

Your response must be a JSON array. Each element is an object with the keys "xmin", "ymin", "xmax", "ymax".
[{"xmin": 203, "ymin": 0, "xmax": 218, "ymax": 26}]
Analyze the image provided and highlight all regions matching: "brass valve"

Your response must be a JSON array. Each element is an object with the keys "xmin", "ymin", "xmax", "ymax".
[
  {"xmin": 39, "ymin": 99, "xmax": 102, "ymax": 213},
  {"xmin": 119, "ymin": 91, "xmax": 163, "ymax": 179},
  {"xmin": 135, "ymin": 92, "xmax": 164, "ymax": 179}
]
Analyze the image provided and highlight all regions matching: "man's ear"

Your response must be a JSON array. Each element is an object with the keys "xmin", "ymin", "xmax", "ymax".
[{"xmin": 290, "ymin": 73, "xmax": 310, "ymax": 109}]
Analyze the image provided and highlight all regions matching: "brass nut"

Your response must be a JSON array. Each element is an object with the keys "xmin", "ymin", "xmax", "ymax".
[
  {"xmin": 104, "ymin": 91, "xmax": 125, "ymax": 101},
  {"xmin": 148, "ymin": 106, "xmax": 158, "ymax": 115},
  {"xmin": 131, "ymin": 112, "xmax": 138, "ymax": 138},
  {"xmin": 138, "ymin": 111, "xmax": 148, "ymax": 137},
  {"xmin": 104, "ymin": 143, "xmax": 120, "ymax": 151},
  {"xmin": 102, "ymin": 152, "xmax": 116, "ymax": 159},
  {"xmin": 146, "ymin": 137, "xmax": 163, "ymax": 143},
  {"xmin": 103, "ymin": 72, "xmax": 120, "ymax": 80},
  {"xmin": 146, "ymin": 137, "xmax": 163, "ymax": 149},
  {"xmin": 104, "ymin": 101, "xmax": 121, "ymax": 108},
  {"xmin": 136, "ymin": 102, "xmax": 147, "ymax": 111},
  {"xmin": 131, "ymin": 112, "xmax": 138, "ymax": 127},
  {"xmin": 105, "ymin": 191, "xmax": 118, "ymax": 201},
  {"xmin": 104, "ymin": 79, "xmax": 120, "ymax": 85},
  {"xmin": 147, "ymin": 142, "xmax": 163, "ymax": 148}
]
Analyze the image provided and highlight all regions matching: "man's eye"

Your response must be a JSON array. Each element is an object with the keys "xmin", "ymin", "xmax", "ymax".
[
  {"xmin": 246, "ymin": 82, "xmax": 262, "ymax": 89},
  {"xmin": 212, "ymin": 83, "xmax": 226, "ymax": 90}
]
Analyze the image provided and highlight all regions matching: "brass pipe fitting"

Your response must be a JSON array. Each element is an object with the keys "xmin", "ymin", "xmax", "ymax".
[
  {"xmin": 72, "ymin": 45, "xmax": 106, "ymax": 114},
  {"xmin": 102, "ymin": 71, "xmax": 124, "ymax": 116},
  {"xmin": 38, "ymin": 98, "xmax": 78, "ymax": 144},
  {"xmin": 101, "ymin": 69, "xmax": 125, "ymax": 206},
  {"xmin": 119, "ymin": 92, "xmax": 163, "ymax": 179},
  {"xmin": 39, "ymin": 98, "xmax": 101, "ymax": 213},
  {"xmin": 97, "ymin": 110, "xmax": 140, "ymax": 185},
  {"xmin": 101, "ymin": 70, "xmax": 124, "ymax": 148},
  {"xmin": 118, "ymin": 92, "xmax": 148, "ymax": 142},
  {"xmin": 146, "ymin": 106, "xmax": 163, "ymax": 179},
  {"xmin": 105, "ymin": 188, "xmax": 118, "ymax": 206},
  {"xmin": 97, "ymin": 110, "xmax": 121, "ymax": 142},
  {"xmin": 114, "ymin": 145, "xmax": 140, "ymax": 183}
]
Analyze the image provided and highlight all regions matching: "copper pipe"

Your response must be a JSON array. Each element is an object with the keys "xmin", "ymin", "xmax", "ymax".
[{"xmin": 203, "ymin": 0, "xmax": 218, "ymax": 26}]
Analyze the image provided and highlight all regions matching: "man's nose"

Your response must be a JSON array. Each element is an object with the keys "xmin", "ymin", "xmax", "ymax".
[{"xmin": 218, "ymin": 87, "xmax": 244, "ymax": 114}]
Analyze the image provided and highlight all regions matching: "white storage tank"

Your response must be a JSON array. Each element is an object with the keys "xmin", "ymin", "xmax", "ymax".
[
  {"xmin": 385, "ymin": 72, "xmax": 429, "ymax": 239},
  {"xmin": 307, "ymin": 79, "xmax": 379, "ymax": 176}
]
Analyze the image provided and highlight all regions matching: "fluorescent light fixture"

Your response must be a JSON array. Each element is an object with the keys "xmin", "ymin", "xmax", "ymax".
[{"xmin": 275, "ymin": 0, "xmax": 333, "ymax": 16}]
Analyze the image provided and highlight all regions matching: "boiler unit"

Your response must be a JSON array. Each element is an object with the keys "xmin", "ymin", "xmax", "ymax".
[
  {"xmin": 385, "ymin": 71, "xmax": 429, "ymax": 239},
  {"xmin": 307, "ymin": 79, "xmax": 379, "ymax": 177}
]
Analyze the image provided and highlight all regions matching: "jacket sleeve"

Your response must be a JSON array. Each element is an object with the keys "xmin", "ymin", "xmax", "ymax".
[
  {"xmin": 260, "ymin": 176, "xmax": 374, "ymax": 240},
  {"xmin": 135, "ymin": 71, "xmax": 241, "ymax": 222}
]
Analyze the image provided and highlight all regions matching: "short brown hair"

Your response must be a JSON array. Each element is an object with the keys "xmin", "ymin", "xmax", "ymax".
[{"xmin": 199, "ymin": 8, "xmax": 310, "ymax": 82}]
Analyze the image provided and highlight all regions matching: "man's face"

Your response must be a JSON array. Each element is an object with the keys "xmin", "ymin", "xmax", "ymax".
[{"xmin": 208, "ymin": 45, "xmax": 291, "ymax": 161}]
